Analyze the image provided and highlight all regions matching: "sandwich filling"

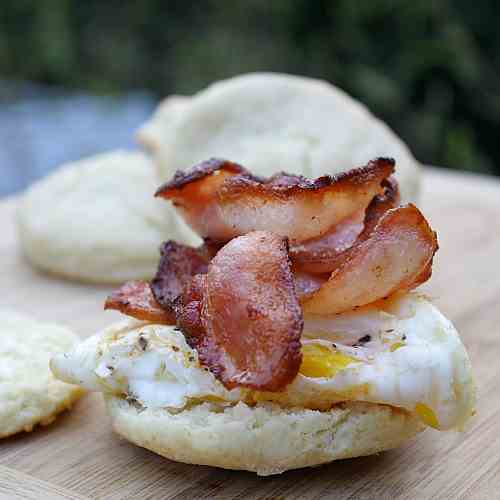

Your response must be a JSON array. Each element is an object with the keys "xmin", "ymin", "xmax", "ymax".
[{"xmin": 51, "ymin": 158, "xmax": 475, "ymax": 431}]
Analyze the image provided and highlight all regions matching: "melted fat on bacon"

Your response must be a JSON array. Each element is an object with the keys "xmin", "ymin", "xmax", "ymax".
[
  {"xmin": 301, "ymin": 204, "xmax": 438, "ymax": 315},
  {"xmin": 104, "ymin": 281, "xmax": 175, "ymax": 324},
  {"xmin": 177, "ymin": 231, "xmax": 304, "ymax": 391}
]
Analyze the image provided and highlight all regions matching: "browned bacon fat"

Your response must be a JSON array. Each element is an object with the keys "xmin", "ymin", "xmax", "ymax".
[
  {"xmin": 151, "ymin": 241, "xmax": 209, "ymax": 315},
  {"xmin": 155, "ymin": 158, "xmax": 249, "ymax": 241},
  {"xmin": 177, "ymin": 231, "xmax": 304, "ymax": 391},
  {"xmin": 301, "ymin": 204, "xmax": 438, "ymax": 315},
  {"xmin": 104, "ymin": 281, "xmax": 175, "ymax": 324},
  {"xmin": 157, "ymin": 158, "xmax": 394, "ymax": 243}
]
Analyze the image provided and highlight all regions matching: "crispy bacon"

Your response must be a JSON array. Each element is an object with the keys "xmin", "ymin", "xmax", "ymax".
[
  {"xmin": 301, "ymin": 204, "xmax": 439, "ymax": 315},
  {"xmin": 218, "ymin": 158, "xmax": 395, "ymax": 241},
  {"xmin": 156, "ymin": 158, "xmax": 394, "ymax": 243},
  {"xmin": 175, "ymin": 274, "xmax": 207, "ymax": 340},
  {"xmin": 290, "ymin": 176, "xmax": 400, "ymax": 274},
  {"xmin": 105, "ymin": 158, "xmax": 440, "ymax": 394},
  {"xmin": 155, "ymin": 158, "xmax": 250, "ymax": 241},
  {"xmin": 265, "ymin": 172, "xmax": 307, "ymax": 187},
  {"xmin": 156, "ymin": 158, "xmax": 249, "ymax": 194},
  {"xmin": 104, "ymin": 281, "xmax": 175, "ymax": 324},
  {"xmin": 177, "ymin": 231, "xmax": 304, "ymax": 391},
  {"xmin": 151, "ymin": 241, "xmax": 209, "ymax": 315}
]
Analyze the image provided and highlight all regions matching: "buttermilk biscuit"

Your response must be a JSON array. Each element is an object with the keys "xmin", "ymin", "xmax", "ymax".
[
  {"xmin": 0, "ymin": 310, "xmax": 84, "ymax": 438},
  {"xmin": 106, "ymin": 397, "xmax": 423, "ymax": 476},
  {"xmin": 139, "ymin": 73, "xmax": 420, "ymax": 201},
  {"xmin": 17, "ymin": 150, "xmax": 199, "ymax": 284},
  {"xmin": 136, "ymin": 95, "xmax": 190, "ymax": 158}
]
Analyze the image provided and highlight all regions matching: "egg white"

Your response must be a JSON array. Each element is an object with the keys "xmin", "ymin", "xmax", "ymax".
[{"xmin": 50, "ymin": 293, "xmax": 475, "ymax": 430}]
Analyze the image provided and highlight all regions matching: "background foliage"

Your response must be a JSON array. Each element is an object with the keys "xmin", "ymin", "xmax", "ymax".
[{"xmin": 1, "ymin": 0, "xmax": 500, "ymax": 174}]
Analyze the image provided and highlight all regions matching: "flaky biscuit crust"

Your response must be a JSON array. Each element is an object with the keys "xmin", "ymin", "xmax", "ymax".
[{"xmin": 106, "ymin": 397, "xmax": 423, "ymax": 476}]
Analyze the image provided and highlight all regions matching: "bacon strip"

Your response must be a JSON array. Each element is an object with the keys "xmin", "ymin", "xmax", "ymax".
[
  {"xmin": 156, "ymin": 158, "xmax": 394, "ymax": 243},
  {"xmin": 218, "ymin": 158, "xmax": 395, "ymax": 241},
  {"xmin": 265, "ymin": 172, "xmax": 307, "ymax": 187},
  {"xmin": 358, "ymin": 176, "xmax": 401, "ymax": 241},
  {"xmin": 177, "ymin": 231, "xmax": 304, "ymax": 391},
  {"xmin": 290, "ymin": 176, "xmax": 400, "ymax": 273},
  {"xmin": 176, "ymin": 274, "xmax": 207, "ymax": 340},
  {"xmin": 301, "ymin": 204, "xmax": 438, "ymax": 315},
  {"xmin": 155, "ymin": 158, "xmax": 250, "ymax": 241},
  {"xmin": 104, "ymin": 281, "xmax": 175, "ymax": 324},
  {"xmin": 199, "ymin": 238, "xmax": 224, "ymax": 260},
  {"xmin": 289, "ymin": 210, "xmax": 365, "ymax": 274},
  {"xmin": 151, "ymin": 241, "xmax": 209, "ymax": 315},
  {"xmin": 293, "ymin": 269, "xmax": 329, "ymax": 299}
]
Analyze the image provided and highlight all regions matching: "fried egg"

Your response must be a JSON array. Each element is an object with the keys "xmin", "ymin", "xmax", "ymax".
[{"xmin": 51, "ymin": 293, "xmax": 475, "ymax": 431}]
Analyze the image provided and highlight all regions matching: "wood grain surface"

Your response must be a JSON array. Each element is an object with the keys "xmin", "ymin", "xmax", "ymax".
[{"xmin": 0, "ymin": 168, "xmax": 499, "ymax": 500}]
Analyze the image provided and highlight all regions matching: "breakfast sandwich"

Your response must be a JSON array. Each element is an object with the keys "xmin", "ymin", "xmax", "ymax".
[{"xmin": 51, "ymin": 158, "xmax": 475, "ymax": 475}]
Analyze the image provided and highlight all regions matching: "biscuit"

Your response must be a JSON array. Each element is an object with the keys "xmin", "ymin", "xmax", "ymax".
[
  {"xmin": 140, "ymin": 73, "xmax": 420, "ymax": 201},
  {"xmin": 106, "ymin": 397, "xmax": 423, "ymax": 476},
  {"xmin": 0, "ymin": 310, "xmax": 85, "ymax": 438},
  {"xmin": 136, "ymin": 95, "xmax": 190, "ymax": 159},
  {"xmin": 17, "ymin": 150, "xmax": 200, "ymax": 284}
]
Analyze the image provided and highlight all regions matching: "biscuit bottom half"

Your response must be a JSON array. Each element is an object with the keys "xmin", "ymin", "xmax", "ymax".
[{"xmin": 105, "ymin": 396, "xmax": 423, "ymax": 475}]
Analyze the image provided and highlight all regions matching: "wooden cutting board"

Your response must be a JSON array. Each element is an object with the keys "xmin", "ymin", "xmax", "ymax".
[{"xmin": 1, "ymin": 168, "xmax": 499, "ymax": 500}]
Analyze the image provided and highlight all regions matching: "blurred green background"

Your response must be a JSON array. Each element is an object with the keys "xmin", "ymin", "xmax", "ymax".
[{"xmin": 1, "ymin": 0, "xmax": 500, "ymax": 177}]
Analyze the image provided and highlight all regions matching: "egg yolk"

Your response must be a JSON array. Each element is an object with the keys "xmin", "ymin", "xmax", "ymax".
[
  {"xmin": 299, "ymin": 344, "xmax": 356, "ymax": 378},
  {"xmin": 415, "ymin": 402, "xmax": 439, "ymax": 429},
  {"xmin": 390, "ymin": 341, "xmax": 406, "ymax": 352}
]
